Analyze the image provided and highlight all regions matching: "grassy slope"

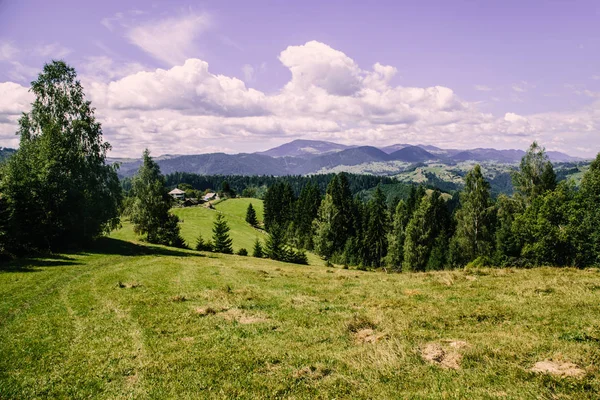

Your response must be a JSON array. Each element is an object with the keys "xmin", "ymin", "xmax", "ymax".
[{"xmin": 0, "ymin": 236, "xmax": 599, "ymax": 399}]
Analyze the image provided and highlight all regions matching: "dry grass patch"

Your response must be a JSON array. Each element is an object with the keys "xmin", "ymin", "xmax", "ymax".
[
  {"xmin": 531, "ymin": 360, "xmax": 586, "ymax": 378},
  {"xmin": 221, "ymin": 308, "xmax": 268, "ymax": 324},
  {"xmin": 170, "ymin": 295, "xmax": 187, "ymax": 302},
  {"xmin": 420, "ymin": 340, "xmax": 469, "ymax": 370},
  {"xmin": 117, "ymin": 281, "xmax": 142, "ymax": 289}
]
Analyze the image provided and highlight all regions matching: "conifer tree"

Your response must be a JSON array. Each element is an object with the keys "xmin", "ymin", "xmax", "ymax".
[
  {"xmin": 212, "ymin": 213, "xmax": 233, "ymax": 254},
  {"xmin": 130, "ymin": 149, "xmax": 184, "ymax": 247},
  {"xmin": 252, "ymin": 238, "xmax": 264, "ymax": 258},
  {"xmin": 577, "ymin": 153, "xmax": 600, "ymax": 266},
  {"xmin": 362, "ymin": 185, "xmax": 389, "ymax": 268},
  {"xmin": 265, "ymin": 223, "xmax": 286, "ymax": 261},
  {"xmin": 245, "ymin": 203, "xmax": 258, "ymax": 226}
]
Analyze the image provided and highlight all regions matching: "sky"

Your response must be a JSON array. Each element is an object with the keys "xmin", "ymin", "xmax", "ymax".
[{"xmin": 0, "ymin": 0, "xmax": 599, "ymax": 158}]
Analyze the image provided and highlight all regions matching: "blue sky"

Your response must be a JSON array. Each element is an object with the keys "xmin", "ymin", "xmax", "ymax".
[{"xmin": 1, "ymin": 0, "xmax": 599, "ymax": 157}]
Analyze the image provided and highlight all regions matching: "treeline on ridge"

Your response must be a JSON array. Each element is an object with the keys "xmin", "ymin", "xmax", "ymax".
[{"xmin": 261, "ymin": 142, "xmax": 600, "ymax": 270}]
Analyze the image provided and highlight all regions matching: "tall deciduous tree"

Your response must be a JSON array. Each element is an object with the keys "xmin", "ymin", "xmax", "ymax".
[
  {"xmin": 512, "ymin": 142, "xmax": 556, "ymax": 204},
  {"xmin": 452, "ymin": 165, "xmax": 495, "ymax": 264},
  {"xmin": 130, "ymin": 149, "xmax": 185, "ymax": 247},
  {"xmin": 1, "ymin": 60, "xmax": 121, "ymax": 252},
  {"xmin": 387, "ymin": 200, "xmax": 409, "ymax": 269},
  {"xmin": 212, "ymin": 213, "xmax": 233, "ymax": 254}
]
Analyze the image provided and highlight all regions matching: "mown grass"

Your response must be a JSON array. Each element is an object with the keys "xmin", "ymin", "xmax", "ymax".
[{"xmin": 0, "ymin": 235, "xmax": 599, "ymax": 399}]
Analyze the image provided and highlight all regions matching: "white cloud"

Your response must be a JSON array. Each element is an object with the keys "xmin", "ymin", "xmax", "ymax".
[
  {"xmin": 511, "ymin": 81, "xmax": 535, "ymax": 93},
  {"xmin": 1, "ymin": 40, "xmax": 599, "ymax": 158},
  {"xmin": 125, "ymin": 13, "xmax": 212, "ymax": 65},
  {"xmin": 474, "ymin": 85, "xmax": 492, "ymax": 91},
  {"xmin": 242, "ymin": 64, "xmax": 254, "ymax": 83},
  {"xmin": 0, "ymin": 41, "xmax": 19, "ymax": 61},
  {"xmin": 34, "ymin": 43, "xmax": 72, "ymax": 59}
]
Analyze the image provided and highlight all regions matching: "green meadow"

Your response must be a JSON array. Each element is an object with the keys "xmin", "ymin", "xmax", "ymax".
[{"xmin": 0, "ymin": 199, "xmax": 599, "ymax": 399}]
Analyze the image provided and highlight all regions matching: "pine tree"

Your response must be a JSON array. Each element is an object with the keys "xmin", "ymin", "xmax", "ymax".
[
  {"xmin": 130, "ymin": 150, "xmax": 184, "ymax": 247},
  {"xmin": 1, "ymin": 61, "xmax": 122, "ymax": 252},
  {"xmin": 293, "ymin": 182, "xmax": 321, "ymax": 249},
  {"xmin": 195, "ymin": 232, "xmax": 213, "ymax": 252},
  {"xmin": 265, "ymin": 223, "xmax": 286, "ymax": 261},
  {"xmin": 362, "ymin": 185, "xmax": 389, "ymax": 268},
  {"xmin": 252, "ymin": 238, "xmax": 264, "ymax": 258},
  {"xmin": 212, "ymin": 213, "xmax": 233, "ymax": 254},
  {"xmin": 452, "ymin": 165, "xmax": 495, "ymax": 265},
  {"xmin": 245, "ymin": 203, "xmax": 258, "ymax": 226}
]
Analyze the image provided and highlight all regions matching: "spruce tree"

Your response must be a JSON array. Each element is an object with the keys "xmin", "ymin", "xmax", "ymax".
[
  {"xmin": 362, "ymin": 185, "xmax": 389, "ymax": 268},
  {"xmin": 212, "ymin": 213, "xmax": 233, "ymax": 254},
  {"xmin": 130, "ymin": 150, "xmax": 184, "ymax": 247},
  {"xmin": 452, "ymin": 165, "xmax": 495, "ymax": 264},
  {"xmin": 293, "ymin": 182, "xmax": 322, "ymax": 249},
  {"xmin": 1, "ymin": 61, "xmax": 121, "ymax": 251},
  {"xmin": 252, "ymin": 238, "xmax": 264, "ymax": 258},
  {"xmin": 245, "ymin": 203, "xmax": 258, "ymax": 226},
  {"xmin": 265, "ymin": 223, "xmax": 286, "ymax": 261}
]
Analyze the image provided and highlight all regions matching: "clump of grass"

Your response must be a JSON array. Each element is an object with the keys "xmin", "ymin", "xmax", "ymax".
[
  {"xmin": 347, "ymin": 314, "xmax": 377, "ymax": 333},
  {"xmin": 171, "ymin": 295, "xmax": 187, "ymax": 302}
]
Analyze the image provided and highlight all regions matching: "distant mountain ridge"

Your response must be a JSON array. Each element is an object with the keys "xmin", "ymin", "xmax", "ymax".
[{"xmin": 1, "ymin": 140, "xmax": 585, "ymax": 178}]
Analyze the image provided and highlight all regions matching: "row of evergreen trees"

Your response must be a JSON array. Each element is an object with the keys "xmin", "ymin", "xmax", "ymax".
[{"xmin": 263, "ymin": 143, "xmax": 600, "ymax": 270}]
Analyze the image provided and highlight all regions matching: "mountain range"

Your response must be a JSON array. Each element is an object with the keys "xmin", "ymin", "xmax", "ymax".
[{"xmin": 113, "ymin": 139, "xmax": 584, "ymax": 178}]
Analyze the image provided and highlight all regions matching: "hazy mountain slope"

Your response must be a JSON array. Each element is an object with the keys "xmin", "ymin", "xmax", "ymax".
[{"xmin": 259, "ymin": 139, "xmax": 352, "ymax": 158}]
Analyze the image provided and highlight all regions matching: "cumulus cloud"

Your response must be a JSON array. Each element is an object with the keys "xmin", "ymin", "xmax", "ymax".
[
  {"xmin": 125, "ymin": 13, "xmax": 212, "ymax": 65},
  {"xmin": 1, "ymin": 40, "xmax": 599, "ymax": 157}
]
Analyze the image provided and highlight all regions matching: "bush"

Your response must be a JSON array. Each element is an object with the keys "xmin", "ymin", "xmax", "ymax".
[
  {"xmin": 465, "ymin": 255, "xmax": 494, "ymax": 269},
  {"xmin": 237, "ymin": 248, "xmax": 248, "ymax": 256}
]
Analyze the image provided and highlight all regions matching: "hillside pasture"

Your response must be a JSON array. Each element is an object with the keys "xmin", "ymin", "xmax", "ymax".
[{"xmin": 0, "ymin": 237, "xmax": 599, "ymax": 399}]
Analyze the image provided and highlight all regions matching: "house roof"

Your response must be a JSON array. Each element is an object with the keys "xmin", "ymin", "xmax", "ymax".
[
  {"xmin": 203, "ymin": 192, "xmax": 216, "ymax": 199},
  {"xmin": 169, "ymin": 188, "xmax": 185, "ymax": 195}
]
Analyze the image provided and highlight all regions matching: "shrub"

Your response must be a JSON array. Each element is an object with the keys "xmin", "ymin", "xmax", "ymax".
[{"xmin": 237, "ymin": 248, "xmax": 248, "ymax": 256}]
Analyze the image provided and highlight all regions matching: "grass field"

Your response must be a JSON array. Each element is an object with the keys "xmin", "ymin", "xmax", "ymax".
[{"xmin": 1, "ymin": 231, "xmax": 599, "ymax": 399}]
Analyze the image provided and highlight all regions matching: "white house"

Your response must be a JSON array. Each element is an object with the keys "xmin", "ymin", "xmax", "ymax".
[{"xmin": 168, "ymin": 188, "xmax": 185, "ymax": 200}]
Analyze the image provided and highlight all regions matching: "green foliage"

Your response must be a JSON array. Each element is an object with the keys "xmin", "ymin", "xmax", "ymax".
[
  {"xmin": 130, "ymin": 150, "xmax": 184, "ymax": 247},
  {"xmin": 245, "ymin": 203, "xmax": 258, "ymax": 226},
  {"xmin": 263, "ymin": 181, "xmax": 295, "ymax": 231},
  {"xmin": 252, "ymin": 238, "xmax": 264, "ymax": 258},
  {"xmin": 387, "ymin": 200, "xmax": 409, "ymax": 269},
  {"xmin": 212, "ymin": 213, "xmax": 233, "ymax": 254},
  {"xmin": 512, "ymin": 142, "xmax": 556, "ymax": 203},
  {"xmin": 236, "ymin": 248, "xmax": 248, "ymax": 256},
  {"xmin": 403, "ymin": 190, "xmax": 451, "ymax": 272},
  {"xmin": 195, "ymin": 233, "xmax": 213, "ymax": 252},
  {"xmin": 452, "ymin": 165, "xmax": 495, "ymax": 265},
  {"xmin": 0, "ymin": 61, "xmax": 121, "ymax": 252},
  {"xmin": 362, "ymin": 185, "xmax": 389, "ymax": 268},
  {"xmin": 264, "ymin": 223, "xmax": 307, "ymax": 265}
]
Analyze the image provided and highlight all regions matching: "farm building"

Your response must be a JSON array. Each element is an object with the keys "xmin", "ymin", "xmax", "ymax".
[
  {"xmin": 203, "ymin": 192, "xmax": 217, "ymax": 202},
  {"xmin": 168, "ymin": 188, "xmax": 185, "ymax": 200}
]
